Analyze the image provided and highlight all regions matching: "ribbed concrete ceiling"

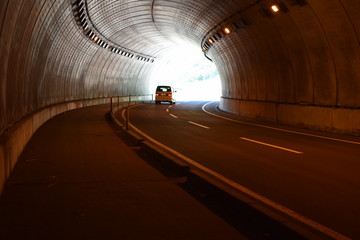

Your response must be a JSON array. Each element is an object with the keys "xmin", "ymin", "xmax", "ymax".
[
  {"xmin": 84, "ymin": 0, "xmax": 243, "ymax": 56},
  {"xmin": 1, "ymin": 0, "xmax": 359, "ymax": 135}
]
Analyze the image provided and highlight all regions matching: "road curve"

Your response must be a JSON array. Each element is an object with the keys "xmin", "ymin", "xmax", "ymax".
[{"xmin": 128, "ymin": 101, "xmax": 360, "ymax": 239}]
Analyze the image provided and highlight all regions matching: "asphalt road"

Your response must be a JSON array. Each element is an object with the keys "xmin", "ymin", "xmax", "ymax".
[{"xmin": 129, "ymin": 101, "xmax": 360, "ymax": 240}]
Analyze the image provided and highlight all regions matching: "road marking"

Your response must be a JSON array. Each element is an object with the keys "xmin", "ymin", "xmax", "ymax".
[
  {"xmin": 169, "ymin": 114, "xmax": 178, "ymax": 119},
  {"xmin": 127, "ymin": 120, "xmax": 350, "ymax": 240},
  {"xmin": 202, "ymin": 102, "xmax": 360, "ymax": 145},
  {"xmin": 166, "ymin": 109, "xmax": 169, "ymax": 112},
  {"xmin": 240, "ymin": 137, "xmax": 303, "ymax": 154},
  {"xmin": 188, "ymin": 121, "xmax": 210, "ymax": 129}
]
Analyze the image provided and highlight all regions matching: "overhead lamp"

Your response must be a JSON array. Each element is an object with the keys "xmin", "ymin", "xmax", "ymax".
[
  {"xmin": 224, "ymin": 27, "xmax": 231, "ymax": 34},
  {"xmin": 271, "ymin": 4, "xmax": 280, "ymax": 12},
  {"xmin": 208, "ymin": 38, "xmax": 214, "ymax": 44},
  {"xmin": 270, "ymin": 2, "xmax": 289, "ymax": 13}
]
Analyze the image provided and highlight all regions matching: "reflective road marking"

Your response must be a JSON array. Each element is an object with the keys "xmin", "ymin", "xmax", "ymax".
[
  {"xmin": 126, "ymin": 104, "xmax": 349, "ymax": 240},
  {"xmin": 188, "ymin": 121, "xmax": 210, "ymax": 129},
  {"xmin": 240, "ymin": 137, "xmax": 303, "ymax": 154}
]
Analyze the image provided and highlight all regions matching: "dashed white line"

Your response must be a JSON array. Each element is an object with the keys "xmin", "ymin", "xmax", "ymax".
[
  {"xmin": 169, "ymin": 114, "xmax": 178, "ymax": 119},
  {"xmin": 240, "ymin": 137, "xmax": 303, "ymax": 154},
  {"xmin": 124, "ymin": 103, "xmax": 349, "ymax": 240},
  {"xmin": 188, "ymin": 121, "xmax": 210, "ymax": 129},
  {"xmin": 128, "ymin": 119, "xmax": 349, "ymax": 240}
]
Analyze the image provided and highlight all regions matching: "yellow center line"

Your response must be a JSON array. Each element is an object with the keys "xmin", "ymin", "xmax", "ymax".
[{"xmin": 240, "ymin": 137, "xmax": 303, "ymax": 154}]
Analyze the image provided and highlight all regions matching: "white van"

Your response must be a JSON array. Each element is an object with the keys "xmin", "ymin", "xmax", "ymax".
[{"xmin": 155, "ymin": 85, "xmax": 176, "ymax": 104}]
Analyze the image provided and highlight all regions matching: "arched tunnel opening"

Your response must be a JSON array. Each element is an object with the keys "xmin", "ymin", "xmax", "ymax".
[
  {"xmin": 1, "ymin": 0, "xmax": 360, "ymax": 239},
  {"xmin": 149, "ymin": 45, "xmax": 221, "ymax": 101}
]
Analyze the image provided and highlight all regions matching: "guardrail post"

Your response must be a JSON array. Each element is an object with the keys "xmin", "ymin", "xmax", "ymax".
[{"xmin": 125, "ymin": 106, "xmax": 129, "ymax": 130}]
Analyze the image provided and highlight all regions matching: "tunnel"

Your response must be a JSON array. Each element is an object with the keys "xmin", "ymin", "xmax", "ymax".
[{"xmin": 1, "ymin": 0, "xmax": 360, "ymax": 213}]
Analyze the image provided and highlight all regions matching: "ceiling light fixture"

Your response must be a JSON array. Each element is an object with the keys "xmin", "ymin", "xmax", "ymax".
[
  {"xmin": 271, "ymin": 4, "xmax": 280, "ymax": 12},
  {"xmin": 224, "ymin": 27, "xmax": 231, "ymax": 34}
]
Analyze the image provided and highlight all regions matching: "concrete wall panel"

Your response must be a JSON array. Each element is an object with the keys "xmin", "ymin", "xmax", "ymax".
[
  {"xmin": 310, "ymin": 0, "xmax": 360, "ymax": 107},
  {"xmin": 221, "ymin": 97, "xmax": 360, "ymax": 135}
]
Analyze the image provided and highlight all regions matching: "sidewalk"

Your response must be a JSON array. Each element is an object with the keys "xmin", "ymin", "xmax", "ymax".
[{"xmin": 0, "ymin": 105, "xmax": 245, "ymax": 240}]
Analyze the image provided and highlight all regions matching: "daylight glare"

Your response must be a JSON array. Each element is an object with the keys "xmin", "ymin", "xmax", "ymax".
[{"xmin": 151, "ymin": 46, "xmax": 221, "ymax": 101}]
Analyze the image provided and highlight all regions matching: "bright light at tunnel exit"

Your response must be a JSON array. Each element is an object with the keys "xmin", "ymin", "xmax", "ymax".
[{"xmin": 150, "ymin": 45, "xmax": 221, "ymax": 101}]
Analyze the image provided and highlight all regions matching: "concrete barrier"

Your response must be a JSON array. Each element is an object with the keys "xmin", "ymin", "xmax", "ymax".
[{"xmin": 220, "ymin": 97, "xmax": 360, "ymax": 135}]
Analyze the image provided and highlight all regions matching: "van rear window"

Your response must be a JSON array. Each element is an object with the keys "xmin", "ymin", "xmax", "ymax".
[{"xmin": 156, "ymin": 86, "xmax": 171, "ymax": 92}]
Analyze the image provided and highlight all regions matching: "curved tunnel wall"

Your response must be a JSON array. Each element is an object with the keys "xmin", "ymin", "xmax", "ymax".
[
  {"xmin": 0, "ymin": 0, "xmax": 156, "ymax": 136},
  {"xmin": 204, "ymin": 0, "xmax": 360, "ymax": 134},
  {"xmin": 1, "ymin": 0, "xmax": 360, "ymax": 194},
  {"xmin": 1, "ymin": 0, "xmax": 360, "ymax": 136}
]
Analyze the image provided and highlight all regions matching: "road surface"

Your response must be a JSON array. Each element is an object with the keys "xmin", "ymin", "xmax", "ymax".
[{"xmin": 128, "ymin": 101, "xmax": 360, "ymax": 239}]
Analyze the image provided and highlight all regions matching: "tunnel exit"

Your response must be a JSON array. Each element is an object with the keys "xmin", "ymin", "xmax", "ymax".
[{"xmin": 150, "ymin": 46, "xmax": 221, "ymax": 101}]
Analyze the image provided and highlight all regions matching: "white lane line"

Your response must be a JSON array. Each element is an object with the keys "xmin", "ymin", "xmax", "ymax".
[
  {"xmin": 240, "ymin": 137, "xmax": 303, "ymax": 154},
  {"xmin": 202, "ymin": 102, "xmax": 360, "ymax": 145},
  {"xmin": 166, "ymin": 109, "xmax": 169, "ymax": 112},
  {"xmin": 128, "ymin": 121, "xmax": 349, "ymax": 240},
  {"xmin": 169, "ymin": 114, "xmax": 178, "ymax": 119},
  {"xmin": 188, "ymin": 121, "xmax": 210, "ymax": 129}
]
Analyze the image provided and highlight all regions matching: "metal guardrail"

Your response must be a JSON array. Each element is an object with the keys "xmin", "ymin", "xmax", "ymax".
[
  {"xmin": 110, "ymin": 94, "xmax": 153, "ymax": 130},
  {"xmin": 109, "ymin": 94, "xmax": 153, "ymax": 112}
]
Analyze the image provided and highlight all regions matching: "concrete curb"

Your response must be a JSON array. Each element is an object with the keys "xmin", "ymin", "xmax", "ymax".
[
  {"xmin": 140, "ymin": 141, "xmax": 189, "ymax": 177},
  {"xmin": 186, "ymin": 170, "xmax": 329, "ymax": 240}
]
